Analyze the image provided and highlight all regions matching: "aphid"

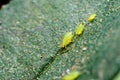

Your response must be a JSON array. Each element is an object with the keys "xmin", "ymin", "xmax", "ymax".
[
  {"xmin": 88, "ymin": 13, "xmax": 96, "ymax": 22},
  {"xmin": 113, "ymin": 72, "xmax": 120, "ymax": 80},
  {"xmin": 75, "ymin": 23, "xmax": 84, "ymax": 35},
  {"xmin": 63, "ymin": 71, "xmax": 80, "ymax": 80},
  {"xmin": 61, "ymin": 32, "xmax": 73, "ymax": 48}
]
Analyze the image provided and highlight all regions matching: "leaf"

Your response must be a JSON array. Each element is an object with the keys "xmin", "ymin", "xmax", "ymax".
[{"xmin": 0, "ymin": 0, "xmax": 120, "ymax": 80}]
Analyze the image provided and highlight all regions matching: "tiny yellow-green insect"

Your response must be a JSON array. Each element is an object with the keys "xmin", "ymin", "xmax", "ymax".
[
  {"xmin": 61, "ymin": 32, "xmax": 73, "ymax": 48},
  {"xmin": 75, "ymin": 23, "xmax": 84, "ymax": 35},
  {"xmin": 113, "ymin": 72, "xmax": 120, "ymax": 80},
  {"xmin": 63, "ymin": 71, "xmax": 80, "ymax": 80},
  {"xmin": 88, "ymin": 13, "xmax": 96, "ymax": 22}
]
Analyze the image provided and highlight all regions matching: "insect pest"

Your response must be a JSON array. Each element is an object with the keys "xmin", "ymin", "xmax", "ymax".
[
  {"xmin": 113, "ymin": 72, "xmax": 120, "ymax": 80},
  {"xmin": 63, "ymin": 71, "xmax": 80, "ymax": 80},
  {"xmin": 88, "ymin": 13, "xmax": 96, "ymax": 22},
  {"xmin": 75, "ymin": 23, "xmax": 84, "ymax": 35},
  {"xmin": 61, "ymin": 32, "xmax": 73, "ymax": 48}
]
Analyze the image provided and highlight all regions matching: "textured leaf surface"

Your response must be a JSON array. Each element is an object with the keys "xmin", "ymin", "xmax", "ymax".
[{"xmin": 0, "ymin": 0, "xmax": 120, "ymax": 80}]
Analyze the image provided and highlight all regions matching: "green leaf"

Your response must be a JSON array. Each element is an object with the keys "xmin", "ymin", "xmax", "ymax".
[{"xmin": 0, "ymin": 0, "xmax": 120, "ymax": 80}]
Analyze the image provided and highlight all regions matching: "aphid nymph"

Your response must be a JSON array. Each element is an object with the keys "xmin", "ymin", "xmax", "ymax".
[
  {"xmin": 88, "ymin": 13, "xmax": 96, "ymax": 22},
  {"xmin": 75, "ymin": 23, "xmax": 84, "ymax": 35},
  {"xmin": 63, "ymin": 71, "xmax": 80, "ymax": 80},
  {"xmin": 61, "ymin": 32, "xmax": 73, "ymax": 48}
]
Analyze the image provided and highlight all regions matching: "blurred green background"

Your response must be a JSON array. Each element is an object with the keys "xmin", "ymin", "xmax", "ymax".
[{"xmin": 0, "ymin": 0, "xmax": 120, "ymax": 80}]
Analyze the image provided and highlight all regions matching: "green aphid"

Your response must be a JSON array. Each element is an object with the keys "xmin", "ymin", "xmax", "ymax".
[
  {"xmin": 88, "ymin": 13, "xmax": 96, "ymax": 22},
  {"xmin": 75, "ymin": 23, "xmax": 84, "ymax": 35},
  {"xmin": 113, "ymin": 72, "xmax": 120, "ymax": 80},
  {"xmin": 63, "ymin": 71, "xmax": 80, "ymax": 80},
  {"xmin": 61, "ymin": 32, "xmax": 73, "ymax": 48}
]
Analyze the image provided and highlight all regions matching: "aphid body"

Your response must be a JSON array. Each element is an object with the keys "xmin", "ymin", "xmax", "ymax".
[
  {"xmin": 113, "ymin": 72, "xmax": 120, "ymax": 80},
  {"xmin": 88, "ymin": 13, "xmax": 96, "ymax": 22},
  {"xmin": 63, "ymin": 71, "xmax": 80, "ymax": 80},
  {"xmin": 61, "ymin": 32, "xmax": 73, "ymax": 48},
  {"xmin": 75, "ymin": 23, "xmax": 84, "ymax": 35}
]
